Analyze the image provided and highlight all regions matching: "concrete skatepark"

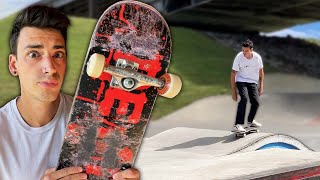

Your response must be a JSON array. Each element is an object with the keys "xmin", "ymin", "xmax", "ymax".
[
  {"xmin": 135, "ymin": 73, "xmax": 320, "ymax": 179},
  {"xmin": 136, "ymin": 129, "xmax": 320, "ymax": 179},
  {"xmin": 1, "ymin": 1, "xmax": 320, "ymax": 179}
]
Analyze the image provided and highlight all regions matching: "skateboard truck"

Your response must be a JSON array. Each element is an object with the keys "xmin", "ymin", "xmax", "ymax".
[
  {"xmin": 109, "ymin": 59, "xmax": 140, "ymax": 90},
  {"xmin": 109, "ymin": 58, "xmax": 164, "ymax": 91},
  {"xmin": 86, "ymin": 53, "xmax": 182, "ymax": 98}
]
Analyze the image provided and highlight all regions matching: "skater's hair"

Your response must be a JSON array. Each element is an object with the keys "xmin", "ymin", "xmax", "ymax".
[
  {"xmin": 242, "ymin": 39, "xmax": 253, "ymax": 49},
  {"xmin": 9, "ymin": 5, "xmax": 71, "ymax": 55}
]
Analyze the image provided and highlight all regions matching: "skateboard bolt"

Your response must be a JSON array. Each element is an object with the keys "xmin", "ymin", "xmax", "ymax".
[{"xmin": 122, "ymin": 78, "xmax": 135, "ymax": 89}]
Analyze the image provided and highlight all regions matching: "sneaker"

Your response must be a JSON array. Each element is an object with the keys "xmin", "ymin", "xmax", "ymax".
[
  {"xmin": 248, "ymin": 120, "xmax": 262, "ymax": 128},
  {"xmin": 233, "ymin": 124, "xmax": 246, "ymax": 132}
]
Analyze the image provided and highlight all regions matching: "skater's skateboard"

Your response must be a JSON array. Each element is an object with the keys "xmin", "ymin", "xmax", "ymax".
[
  {"xmin": 232, "ymin": 127, "xmax": 260, "ymax": 138},
  {"xmin": 57, "ymin": 1, "xmax": 182, "ymax": 179}
]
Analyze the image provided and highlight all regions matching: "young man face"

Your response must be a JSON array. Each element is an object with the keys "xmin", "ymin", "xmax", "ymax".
[
  {"xmin": 9, "ymin": 27, "xmax": 66, "ymax": 102},
  {"xmin": 242, "ymin": 46, "xmax": 253, "ymax": 59}
]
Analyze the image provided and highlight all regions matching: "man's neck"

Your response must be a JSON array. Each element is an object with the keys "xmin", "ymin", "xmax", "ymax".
[
  {"xmin": 17, "ymin": 94, "xmax": 60, "ymax": 127},
  {"xmin": 244, "ymin": 53, "xmax": 253, "ymax": 60}
]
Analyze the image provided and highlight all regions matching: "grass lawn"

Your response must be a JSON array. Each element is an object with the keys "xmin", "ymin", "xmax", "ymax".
[{"xmin": 0, "ymin": 16, "xmax": 274, "ymax": 119}]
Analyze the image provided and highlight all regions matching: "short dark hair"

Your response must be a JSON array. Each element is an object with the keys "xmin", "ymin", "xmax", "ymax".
[
  {"xmin": 9, "ymin": 5, "xmax": 71, "ymax": 55},
  {"xmin": 242, "ymin": 39, "xmax": 253, "ymax": 49}
]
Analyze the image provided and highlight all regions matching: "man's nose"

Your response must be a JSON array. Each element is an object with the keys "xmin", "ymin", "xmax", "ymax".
[{"xmin": 42, "ymin": 56, "xmax": 57, "ymax": 74}]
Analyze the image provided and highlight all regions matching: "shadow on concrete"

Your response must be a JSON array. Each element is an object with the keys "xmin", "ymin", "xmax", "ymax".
[
  {"xmin": 155, "ymin": 135, "xmax": 232, "ymax": 151},
  {"xmin": 221, "ymin": 134, "xmax": 240, "ymax": 143}
]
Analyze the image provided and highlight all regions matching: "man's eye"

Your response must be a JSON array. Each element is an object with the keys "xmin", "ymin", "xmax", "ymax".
[
  {"xmin": 28, "ymin": 52, "xmax": 40, "ymax": 58},
  {"xmin": 54, "ymin": 52, "xmax": 64, "ymax": 59}
]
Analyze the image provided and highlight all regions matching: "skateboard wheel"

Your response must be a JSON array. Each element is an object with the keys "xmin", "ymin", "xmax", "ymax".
[
  {"xmin": 158, "ymin": 73, "xmax": 182, "ymax": 98},
  {"xmin": 86, "ymin": 53, "xmax": 105, "ymax": 78}
]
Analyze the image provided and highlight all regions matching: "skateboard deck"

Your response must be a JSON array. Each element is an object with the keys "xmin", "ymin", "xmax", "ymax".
[
  {"xmin": 232, "ymin": 127, "xmax": 259, "ymax": 138},
  {"xmin": 57, "ymin": 1, "xmax": 181, "ymax": 179}
]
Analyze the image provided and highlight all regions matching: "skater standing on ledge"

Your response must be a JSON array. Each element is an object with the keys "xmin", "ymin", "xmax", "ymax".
[{"xmin": 231, "ymin": 39, "xmax": 264, "ymax": 132}]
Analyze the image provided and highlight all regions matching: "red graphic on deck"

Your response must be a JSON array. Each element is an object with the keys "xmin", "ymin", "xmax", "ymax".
[
  {"xmin": 118, "ymin": 147, "xmax": 133, "ymax": 162},
  {"xmin": 95, "ymin": 140, "xmax": 108, "ymax": 154},
  {"xmin": 97, "ymin": 127, "xmax": 110, "ymax": 138},
  {"xmin": 96, "ymin": 33, "xmax": 111, "ymax": 40},
  {"xmin": 103, "ymin": 119, "xmax": 117, "ymax": 127},
  {"xmin": 85, "ymin": 165, "xmax": 102, "ymax": 176},
  {"xmin": 66, "ymin": 123, "xmax": 79, "ymax": 137},
  {"xmin": 119, "ymin": 4, "xmax": 136, "ymax": 31},
  {"xmin": 65, "ymin": 123, "xmax": 82, "ymax": 144},
  {"xmin": 91, "ymin": 156, "xmax": 103, "ymax": 161},
  {"xmin": 76, "ymin": 96, "xmax": 97, "ymax": 104},
  {"xmin": 97, "ymin": 81, "xmax": 105, "ymax": 101},
  {"xmin": 99, "ymin": 88, "xmax": 147, "ymax": 124}
]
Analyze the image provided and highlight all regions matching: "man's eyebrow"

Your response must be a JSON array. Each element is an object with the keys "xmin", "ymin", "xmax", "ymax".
[
  {"xmin": 24, "ymin": 44, "xmax": 65, "ymax": 50},
  {"xmin": 25, "ymin": 44, "xmax": 43, "ymax": 49},
  {"xmin": 53, "ymin": 45, "xmax": 65, "ymax": 49}
]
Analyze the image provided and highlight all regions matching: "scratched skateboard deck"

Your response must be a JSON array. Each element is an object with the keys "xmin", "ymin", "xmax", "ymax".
[{"xmin": 57, "ymin": 1, "xmax": 181, "ymax": 179}]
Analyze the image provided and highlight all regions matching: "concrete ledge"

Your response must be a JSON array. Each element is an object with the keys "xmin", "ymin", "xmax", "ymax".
[
  {"xmin": 135, "ymin": 127, "xmax": 320, "ymax": 179},
  {"xmin": 142, "ymin": 127, "xmax": 312, "ymax": 157}
]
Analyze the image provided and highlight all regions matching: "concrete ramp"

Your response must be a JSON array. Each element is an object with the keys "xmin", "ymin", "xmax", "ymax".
[
  {"xmin": 135, "ymin": 127, "xmax": 320, "ymax": 179},
  {"xmin": 142, "ymin": 127, "xmax": 312, "ymax": 156}
]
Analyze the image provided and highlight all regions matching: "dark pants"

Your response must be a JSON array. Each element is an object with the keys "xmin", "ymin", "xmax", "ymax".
[{"xmin": 235, "ymin": 82, "xmax": 260, "ymax": 125}]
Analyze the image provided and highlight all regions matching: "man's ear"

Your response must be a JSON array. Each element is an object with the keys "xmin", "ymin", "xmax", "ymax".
[{"xmin": 9, "ymin": 54, "xmax": 18, "ymax": 76}]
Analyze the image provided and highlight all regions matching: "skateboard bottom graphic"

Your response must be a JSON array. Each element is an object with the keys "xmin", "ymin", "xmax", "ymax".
[{"xmin": 232, "ymin": 127, "xmax": 260, "ymax": 138}]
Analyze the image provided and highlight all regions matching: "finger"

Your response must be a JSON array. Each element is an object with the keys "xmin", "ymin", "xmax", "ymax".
[
  {"xmin": 113, "ymin": 168, "xmax": 140, "ymax": 180},
  {"xmin": 44, "ymin": 168, "xmax": 56, "ymax": 175},
  {"xmin": 50, "ymin": 167, "xmax": 84, "ymax": 179},
  {"xmin": 60, "ymin": 173, "xmax": 87, "ymax": 180},
  {"xmin": 41, "ymin": 168, "xmax": 58, "ymax": 180}
]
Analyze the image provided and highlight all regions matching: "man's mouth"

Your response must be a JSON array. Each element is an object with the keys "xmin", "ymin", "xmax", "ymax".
[{"xmin": 38, "ymin": 80, "xmax": 59, "ymax": 88}]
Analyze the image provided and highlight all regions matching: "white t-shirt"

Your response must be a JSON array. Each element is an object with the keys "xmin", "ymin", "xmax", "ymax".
[
  {"xmin": 0, "ymin": 93, "xmax": 73, "ymax": 180},
  {"xmin": 232, "ymin": 51, "xmax": 263, "ymax": 84}
]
